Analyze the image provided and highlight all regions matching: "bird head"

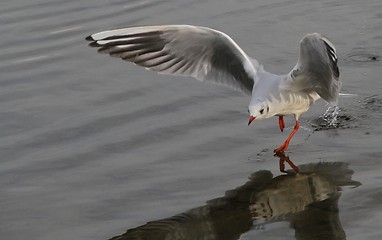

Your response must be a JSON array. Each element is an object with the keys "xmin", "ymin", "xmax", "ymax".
[{"xmin": 248, "ymin": 102, "xmax": 270, "ymax": 125}]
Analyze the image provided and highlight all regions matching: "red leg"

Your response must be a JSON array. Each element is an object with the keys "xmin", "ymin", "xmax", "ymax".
[
  {"xmin": 275, "ymin": 151, "xmax": 299, "ymax": 173},
  {"xmin": 274, "ymin": 120, "xmax": 299, "ymax": 153},
  {"xmin": 278, "ymin": 116, "xmax": 285, "ymax": 132}
]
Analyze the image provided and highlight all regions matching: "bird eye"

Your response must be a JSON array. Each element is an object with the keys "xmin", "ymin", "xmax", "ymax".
[{"xmin": 260, "ymin": 109, "xmax": 264, "ymax": 114}]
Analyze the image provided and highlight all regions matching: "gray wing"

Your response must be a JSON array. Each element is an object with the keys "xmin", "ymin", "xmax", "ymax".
[
  {"xmin": 86, "ymin": 25, "xmax": 261, "ymax": 95},
  {"xmin": 285, "ymin": 33, "xmax": 341, "ymax": 106}
]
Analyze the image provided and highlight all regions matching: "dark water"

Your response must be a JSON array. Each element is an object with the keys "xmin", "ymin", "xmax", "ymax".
[{"xmin": 1, "ymin": 0, "xmax": 382, "ymax": 239}]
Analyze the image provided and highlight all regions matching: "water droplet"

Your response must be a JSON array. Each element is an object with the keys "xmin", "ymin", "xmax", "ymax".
[{"xmin": 322, "ymin": 106, "xmax": 340, "ymax": 127}]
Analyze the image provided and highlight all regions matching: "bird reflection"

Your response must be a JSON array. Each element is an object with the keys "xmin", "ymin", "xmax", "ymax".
[{"xmin": 110, "ymin": 154, "xmax": 360, "ymax": 240}]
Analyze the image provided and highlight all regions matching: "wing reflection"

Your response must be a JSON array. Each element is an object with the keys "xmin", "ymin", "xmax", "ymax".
[{"xmin": 110, "ymin": 155, "xmax": 360, "ymax": 240}]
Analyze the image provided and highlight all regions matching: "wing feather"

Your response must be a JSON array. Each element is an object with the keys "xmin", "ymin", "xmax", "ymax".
[
  {"xmin": 286, "ymin": 33, "xmax": 341, "ymax": 106},
  {"xmin": 86, "ymin": 25, "xmax": 261, "ymax": 95}
]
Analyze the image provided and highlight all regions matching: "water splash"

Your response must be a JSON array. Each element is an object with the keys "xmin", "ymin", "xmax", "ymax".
[{"xmin": 322, "ymin": 106, "xmax": 340, "ymax": 127}]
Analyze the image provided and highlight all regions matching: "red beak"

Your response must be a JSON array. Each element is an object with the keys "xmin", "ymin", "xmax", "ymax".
[{"xmin": 248, "ymin": 116, "xmax": 256, "ymax": 126}]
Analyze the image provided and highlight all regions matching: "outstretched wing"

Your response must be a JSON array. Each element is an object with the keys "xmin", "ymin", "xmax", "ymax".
[
  {"xmin": 285, "ymin": 33, "xmax": 341, "ymax": 106},
  {"xmin": 86, "ymin": 25, "xmax": 261, "ymax": 95}
]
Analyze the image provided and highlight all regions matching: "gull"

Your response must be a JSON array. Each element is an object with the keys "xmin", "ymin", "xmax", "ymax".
[{"xmin": 86, "ymin": 25, "xmax": 341, "ymax": 160}]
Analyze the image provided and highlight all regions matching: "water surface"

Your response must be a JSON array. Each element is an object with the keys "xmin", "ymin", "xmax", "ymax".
[{"xmin": 1, "ymin": 0, "xmax": 382, "ymax": 239}]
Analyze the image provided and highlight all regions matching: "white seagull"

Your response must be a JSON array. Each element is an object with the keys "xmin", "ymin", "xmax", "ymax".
[{"xmin": 86, "ymin": 25, "xmax": 341, "ymax": 157}]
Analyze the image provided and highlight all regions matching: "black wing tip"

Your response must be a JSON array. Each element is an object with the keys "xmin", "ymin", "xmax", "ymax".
[
  {"xmin": 86, "ymin": 34, "xmax": 102, "ymax": 47},
  {"xmin": 322, "ymin": 41, "xmax": 340, "ymax": 78},
  {"xmin": 88, "ymin": 41, "xmax": 102, "ymax": 47},
  {"xmin": 85, "ymin": 35, "xmax": 94, "ymax": 41}
]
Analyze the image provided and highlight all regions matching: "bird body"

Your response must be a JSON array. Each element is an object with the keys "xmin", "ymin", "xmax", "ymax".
[
  {"xmin": 86, "ymin": 25, "xmax": 341, "ymax": 160},
  {"xmin": 250, "ymin": 72, "xmax": 315, "ymax": 118}
]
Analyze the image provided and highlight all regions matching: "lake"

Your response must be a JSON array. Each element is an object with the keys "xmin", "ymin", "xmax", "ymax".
[{"xmin": 1, "ymin": 0, "xmax": 382, "ymax": 239}]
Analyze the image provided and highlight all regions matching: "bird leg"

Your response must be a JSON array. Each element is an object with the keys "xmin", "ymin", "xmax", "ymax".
[
  {"xmin": 278, "ymin": 116, "xmax": 285, "ymax": 132},
  {"xmin": 274, "ymin": 151, "xmax": 299, "ymax": 173},
  {"xmin": 274, "ymin": 120, "xmax": 299, "ymax": 153}
]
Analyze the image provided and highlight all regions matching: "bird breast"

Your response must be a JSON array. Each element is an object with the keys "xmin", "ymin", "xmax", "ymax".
[{"xmin": 268, "ymin": 91, "xmax": 319, "ymax": 117}]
